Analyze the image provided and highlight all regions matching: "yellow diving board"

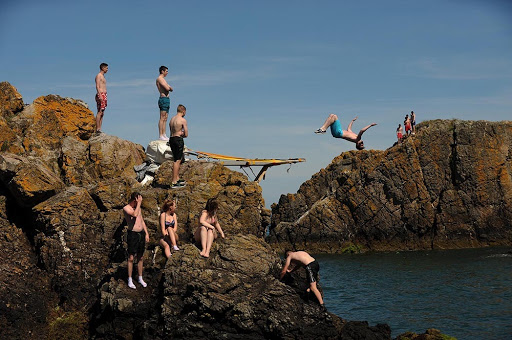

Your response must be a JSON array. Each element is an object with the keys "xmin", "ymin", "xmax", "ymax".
[{"xmin": 186, "ymin": 149, "xmax": 306, "ymax": 183}]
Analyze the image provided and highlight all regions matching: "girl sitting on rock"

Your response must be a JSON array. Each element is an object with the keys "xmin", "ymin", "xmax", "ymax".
[
  {"xmin": 159, "ymin": 198, "xmax": 180, "ymax": 258},
  {"xmin": 194, "ymin": 198, "xmax": 225, "ymax": 258}
]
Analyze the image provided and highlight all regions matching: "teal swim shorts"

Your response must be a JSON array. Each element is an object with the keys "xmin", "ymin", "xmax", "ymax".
[
  {"xmin": 330, "ymin": 119, "xmax": 343, "ymax": 138},
  {"xmin": 158, "ymin": 97, "xmax": 170, "ymax": 113}
]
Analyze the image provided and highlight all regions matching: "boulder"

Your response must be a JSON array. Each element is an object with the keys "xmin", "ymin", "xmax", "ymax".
[
  {"xmin": 269, "ymin": 120, "xmax": 512, "ymax": 252},
  {"xmin": 0, "ymin": 81, "xmax": 24, "ymax": 118}
]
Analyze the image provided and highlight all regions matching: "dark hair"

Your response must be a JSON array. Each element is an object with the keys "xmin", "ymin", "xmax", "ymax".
[
  {"xmin": 205, "ymin": 198, "xmax": 218, "ymax": 217},
  {"xmin": 129, "ymin": 192, "xmax": 141, "ymax": 202},
  {"xmin": 356, "ymin": 141, "xmax": 365, "ymax": 150},
  {"xmin": 177, "ymin": 104, "xmax": 186, "ymax": 113},
  {"xmin": 283, "ymin": 249, "xmax": 293, "ymax": 258},
  {"xmin": 161, "ymin": 198, "xmax": 176, "ymax": 212},
  {"xmin": 100, "ymin": 63, "xmax": 108, "ymax": 70},
  {"xmin": 159, "ymin": 66, "xmax": 168, "ymax": 74}
]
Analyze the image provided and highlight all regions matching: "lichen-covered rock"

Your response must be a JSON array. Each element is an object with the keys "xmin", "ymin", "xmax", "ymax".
[
  {"xmin": 0, "ymin": 81, "xmax": 24, "ymax": 118},
  {"xmin": 269, "ymin": 120, "xmax": 512, "ymax": 252},
  {"xmin": 154, "ymin": 160, "xmax": 269, "ymax": 238},
  {"xmin": 0, "ymin": 153, "xmax": 65, "ymax": 207}
]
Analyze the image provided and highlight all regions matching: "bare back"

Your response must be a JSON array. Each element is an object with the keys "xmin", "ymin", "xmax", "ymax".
[
  {"xmin": 289, "ymin": 251, "xmax": 315, "ymax": 266},
  {"xmin": 169, "ymin": 114, "xmax": 187, "ymax": 137}
]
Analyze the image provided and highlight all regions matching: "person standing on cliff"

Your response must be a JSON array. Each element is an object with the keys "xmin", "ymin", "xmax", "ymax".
[
  {"xmin": 156, "ymin": 66, "xmax": 174, "ymax": 141},
  {"xmin": 396, "ymin": 123, "xmax": 403, "ymax": 144},
  {"xmin": 314, "ymin": 113, "xmax": 377, "ymax": 150},
  {"xmin": 123, "ymin": 192, "xmax": 150, "ymax": 289},
  {"xmin": 410, "ymin": 110, "xmax": 416, "ymax": 135},
  {"xmin": 169, "ymin": 104, "xmax": 188, "ymax": 188},
  {"xmin": 404, "ymin": 114, "xmax": 411, "ymax": 136},
  {"xmin": 280, "ymin": 250, "xmax": 325, "ymax": 308},
  {"xmin": 95, "ymin": 62, "xmax": 108, "ymax": 133}
]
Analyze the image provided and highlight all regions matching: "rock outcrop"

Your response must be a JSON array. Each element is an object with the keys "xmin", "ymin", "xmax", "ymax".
[
  {"xmin": 268, "ymin": 120, "xmax": 512, "ymax": 252},
  {"xmin": 94, "ymin": 234, "xmax": 391, "ymax": 339}
]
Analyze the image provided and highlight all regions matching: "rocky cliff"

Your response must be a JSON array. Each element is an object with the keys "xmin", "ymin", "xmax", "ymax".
[
  {"xmin": 268, "ymin": 119, "xmax": 512, "ymax": 253},
  {"xmin": 0, "ymin": 82, "xmax": 397, "ymax": 339}
]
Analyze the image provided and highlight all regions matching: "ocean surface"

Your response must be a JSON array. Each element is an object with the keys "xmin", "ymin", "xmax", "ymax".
[{"xmin": 316, "ymin": 247, "xmax": 512, "ymax": 340}]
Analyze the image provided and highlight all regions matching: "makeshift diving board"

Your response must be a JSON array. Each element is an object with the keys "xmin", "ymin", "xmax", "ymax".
[{"xmin": 186, "ymin": 149, "xmax": 306, "ymax": 183}]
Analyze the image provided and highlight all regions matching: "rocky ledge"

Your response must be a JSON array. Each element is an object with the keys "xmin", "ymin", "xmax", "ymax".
[
  {"xmin": 1, "ymin": 82, "xmax": 422, "ymax": 339},
  {"xmin": 268, "ymin": 119, "xmax": 512, "ymax": 253}
]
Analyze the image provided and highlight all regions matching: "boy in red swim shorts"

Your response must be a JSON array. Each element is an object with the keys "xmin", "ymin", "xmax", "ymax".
[{"xmin": 95, "ymin": 63, "xmax": 108, "ymax": 133}]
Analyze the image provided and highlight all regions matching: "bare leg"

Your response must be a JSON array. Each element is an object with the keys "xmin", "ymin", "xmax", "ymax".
[
  {"xmin": 127, "ymin": 254, "xmax": 134, "ymax": 279},
  {"xmin": 310, "ymin": 281, "xmax": 324, "ymax": 305},
  {"xmin": 195, "ymin": 227, "xmax": 208, "ymax": 256},
  {"xmin": 169, "ymin": 230, "xmax": 178, "ymax": 247},
  {"xmin": 96, "ymin": 110, "xmax": 104, "ymax": 132},
  {"xmin": 172, "ymin": 159, "xmax": 182, "ymax": 183},
  {"xmin": 159, "ymin": 111, "xmax": 168, "ymax": 137},
  {"xmin": 203, "ymin": 229, "xmax": 216, "ymax": 257},
  {"xmin": 159, "ymin": 238, "xmax": 171, "ymax": 258},
  {"xmin": 320, "ymin": 114, "xmax": 338, "ymax": 131},
  {"xmin": 137, "ymin": 255, "xmax": 144, "ymax": 277}
]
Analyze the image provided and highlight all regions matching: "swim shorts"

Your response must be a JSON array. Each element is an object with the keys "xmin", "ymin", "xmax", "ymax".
[
  {"xmin": 169, "ymin": 136, "xmax": 184, "ymax": 162},
  {"xmin": 158, "ymin": 97, "xmax": 170, "ymax": 113},
  {"xmin": 405, "ymin": 123, "xmax": 411, "ymax": 132},
  {"xmin": 95, "ymin": 92, "xmax": 107, "ymax": 112},
  {"xmin": 305, "ymin": 260, "xmax": 320, "ymax": 283},
  {"xmin": 127, "ymin": 230, "xmax": 146, "ymax": 256},
  {"xmin": 397, "ymin": 132, "xmax": 403, "ymax": 139},
  {"xmin": 330, "ymin": 119, "xmax": 343, "ymax": 138}
]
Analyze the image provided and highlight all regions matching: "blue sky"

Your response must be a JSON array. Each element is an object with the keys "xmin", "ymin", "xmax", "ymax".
[{"xmin": 1, "ymin": 0, "xmax": 511, "ymax": 207}]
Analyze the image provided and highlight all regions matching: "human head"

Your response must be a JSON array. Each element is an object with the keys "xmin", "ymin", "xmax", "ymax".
[
  {"xmin": 159, "ymin": 66, "xmax": 168, "ymax": 74},
  {"xmin": 177, "ymin": 104, "xmax": 186, "ymax": 115},
  {"xmin": 100, "ymin": 63, "xmax": 108, "ymax": 73},
  {"xmin": 129, "ymin": 191, "xmax": 141, "ymax": 203},
  {"xmin": 398, "ymin": 124, "xmax": 401, "ymax": 128},
  {"xmin": 411, "ymin": 111, "xmax": 414, "ymax": 114},
  {"xmin": 356, "ymin": 140, "xmax": 365, "ymax": 150},
  {"xmin": 205, "ymin": 198, "xmax": 218, "ymax": 216},
  {"xmin": 283, "ymin": 249, "xmax": 293, "ymax": 258},
  {"xmin": 161, "ymin": 198, "xmax": 176, "ymax": 213}
]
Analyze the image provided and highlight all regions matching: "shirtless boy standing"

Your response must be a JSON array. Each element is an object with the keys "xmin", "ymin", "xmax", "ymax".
[
  {"xmin": 315, "ymin": 113, "xmax": 377, "ymax": 150},
  {"xmin": 123, "ymin": 192, "xmax": 150, "ymax": 289},
  {"xmin": 156, "ymin": 66, "xmax": 174, "ymax": 141},
  {"xmin": 280, "ymin": 250, "xmax": 325, "ymax": 307},
  {"xmin": 169, "ymin": 104, "xmax": 188, "ymax": 188},
  {"xmin": 95, "ymin": 63, "xmax": 108, "ymax": 133}
]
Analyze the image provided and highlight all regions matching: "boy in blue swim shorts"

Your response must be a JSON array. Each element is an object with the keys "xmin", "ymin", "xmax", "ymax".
[
  {"xmin": 314, "ymin": 113, "xmax": 377, "ymax": 150},
  {"xmin": 156, "ymin": 66, "xmax": 174, "ymax": 140}
]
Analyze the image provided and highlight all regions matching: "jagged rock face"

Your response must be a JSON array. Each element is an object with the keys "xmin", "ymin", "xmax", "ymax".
[
  {"xmin": 0, "ymin": 83, "xmax": 279, "ymax": 338},
  {"xmin": 269, "ymin": 120, "xmax": 512, "ymax": 252},
  {"xmin": 94, "ymin": 234, "xmax": 391, "ymax": 340}
]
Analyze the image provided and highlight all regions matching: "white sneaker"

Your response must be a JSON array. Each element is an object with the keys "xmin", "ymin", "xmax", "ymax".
[
  {"xmin": 173, "ymin": 245, "xmax": 180, "ymax": 251},
  {"xmin": 138, "ymin": 277, "xmax": 147, "ymax": 288},
  {"xmin": 159, "ymin": 135, "xmax": 167, "ymax": 141},
  {"xmin": 128, "ymin": 278, "xmax": 136, "ymax": 289}
]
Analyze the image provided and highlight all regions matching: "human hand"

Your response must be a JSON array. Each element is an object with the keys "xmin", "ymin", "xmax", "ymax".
[
  {"xmin": 145, "ymin": 233, "xmax": 150, "ymax": 242},
  {"xmin": 371, "ymin": 123, "xmax": 377, "ymax": 127},
  {"xmin": 136, "ymin": 195, "xmax": 143, "ymax": 204}
]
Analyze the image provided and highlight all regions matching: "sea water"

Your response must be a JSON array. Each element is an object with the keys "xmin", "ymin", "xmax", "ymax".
[{"xmin": 316, "ymin": 247, "xmax": 512, "ymax": 340}]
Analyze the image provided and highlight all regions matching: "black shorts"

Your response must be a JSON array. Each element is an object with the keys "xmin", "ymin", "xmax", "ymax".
[
  {"xmin": 305, "ymin": 260, "xmax": 319, "ymax": 283},
  {"xmin": 169, "ymin": 136, "xmax": 184, "ymax": 162},
  {"xmin": 127, "ymin": 230, "xmax": 146, "ymax": 256}
]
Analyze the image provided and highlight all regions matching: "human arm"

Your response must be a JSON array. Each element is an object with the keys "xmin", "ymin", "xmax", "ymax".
[
  {"xmin": 181, "ymin": 119, "xmax": 188, "ymax": 138},
  {"xmin": 214, "ymin": 220, "xmax": 225, "ymax": 239},
  {"xmin": 143, "ymin": 218, "xmax": 150, "ymax": 242},
  {"xmin": 159, "ymin": 213, "xmax": 168, "ymax": 237},
  {"xmin": 157, "ymin": 77, "xmax": 173, "ymax": 92},
  {"xmin": 95, "ymin": 74, "xmax": 102, "ymax": 94},
  {"xmin": 347, "ymin": 116, "xmax": 358, "ymax": 132},
  {"xmin": 357, "ymin": 123, "xmax": 377, "ymax": 141},
  {"xmin": 123, "ymin": 195, "xmax": 142, "ymax": 218},
  {"xmin": 173, "ymin": 214, "xmax": 178, "ymax": 234},
  {"xmin": 280, "ymin": 255, "xmax": 292, "ymax": 280}
]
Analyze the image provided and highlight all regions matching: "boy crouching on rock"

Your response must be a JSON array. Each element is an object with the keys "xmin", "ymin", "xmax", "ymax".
[{"xmin": 280, "ymin": 250, "xmax": 325, "ymax": 309}]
